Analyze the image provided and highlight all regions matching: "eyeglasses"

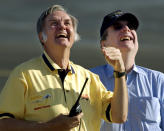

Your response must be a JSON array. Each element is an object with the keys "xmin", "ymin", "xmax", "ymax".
[{"xmin": 112, "ymin": 22, "xmax": 135, "ymax": 31}]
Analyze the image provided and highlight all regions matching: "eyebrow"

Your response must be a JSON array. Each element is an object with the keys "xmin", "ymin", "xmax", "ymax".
[
  {"xmin": 47, "ymin": 19, "xmax": 56, "ymax": 22},
  {"xmin": 48, "ymin": 18, "xmax": 71, "ymax": 22}
]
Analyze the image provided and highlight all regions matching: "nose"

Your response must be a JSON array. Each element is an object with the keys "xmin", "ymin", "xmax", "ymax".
[
  {"xmin": 121, "ymin": 25, "xmax": 130, "ymax": 32},
  {"xmin": 58, "ymin": 22, "xmax": 66, "ymax": 30}
]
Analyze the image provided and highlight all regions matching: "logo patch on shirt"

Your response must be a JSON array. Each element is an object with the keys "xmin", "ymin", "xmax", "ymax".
[
  {"xmin": 31, "ymin": 94, "xmax": 52, "ymax": 110},
  {"xmin": 34, "ymin": 105, "xmax": 51, "ymax": 110}
]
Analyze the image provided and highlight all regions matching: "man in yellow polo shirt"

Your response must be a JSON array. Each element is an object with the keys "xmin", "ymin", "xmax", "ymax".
[{"xmin": 0, "ymin": 5, "xmax": 128, "ymax": 131}]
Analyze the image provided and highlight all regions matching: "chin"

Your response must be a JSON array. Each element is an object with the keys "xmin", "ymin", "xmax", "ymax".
[{"xmin": 59, "ymin": 42, "xmax": 72, "ymax": 48}]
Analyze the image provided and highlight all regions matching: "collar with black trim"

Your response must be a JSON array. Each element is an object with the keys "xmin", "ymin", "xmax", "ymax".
[{"xmin": 42, "ymin": 51, "xmax": 75, "ymax": 74}]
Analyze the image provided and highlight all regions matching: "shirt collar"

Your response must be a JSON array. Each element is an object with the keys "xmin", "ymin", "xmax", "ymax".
[
  {"xmin": 127, "ymin": 64, "xmax": 146, "ymax": 76},
  {"xmin": 132, "ymin": 64, "xmax": 147, "ymax": 76},
  {"xmin": 132, "ymin": 64, "xmax": 138, "ymax": 73},
  {"xmin": 42, "ymin": 51, "xmax": 75, "ymax": 74},
  {"xmin": 105, "ymin": 63, "xmax": 146, "ymax": 77}
]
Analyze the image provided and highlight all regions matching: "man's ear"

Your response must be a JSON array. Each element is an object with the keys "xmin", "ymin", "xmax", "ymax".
[
  {"xmin": 100, "ymin": 40, "xmax": 105, "ymax": 48},
  {"xmin": 39, "ymin": 32, "xmax": 47, "ymax": 43},
  {"xmin": 38, "ymin": 32, "xmax": 43, "ymax": 43}
]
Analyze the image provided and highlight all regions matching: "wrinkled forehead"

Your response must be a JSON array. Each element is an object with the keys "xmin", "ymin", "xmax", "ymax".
[{"xmin": 45, "ymin": 10, "xmax": 72, "ymax": 22}]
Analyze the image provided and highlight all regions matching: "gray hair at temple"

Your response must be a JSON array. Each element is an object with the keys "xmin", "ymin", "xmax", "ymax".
[{"xmin": 36, "ymin": 5, "xmax": 80, "ymax": 43}]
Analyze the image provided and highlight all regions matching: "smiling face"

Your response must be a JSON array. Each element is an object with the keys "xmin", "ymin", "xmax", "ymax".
[
  {"xmin": 101, "ymin": 20, "xmax": 138, "ymax": 57},
  {"xmin": 40, "ymin": 10, "xmax": 75, "ymax": 50}
]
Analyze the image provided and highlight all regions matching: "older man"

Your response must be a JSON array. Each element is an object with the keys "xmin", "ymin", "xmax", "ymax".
[
  {"xmin": 91, "ymin": 10, "xmax": 164, "ymax": 131},
  {"xmin": 0, "ymin": 5, "xmax": 128, "ymax": 131}
]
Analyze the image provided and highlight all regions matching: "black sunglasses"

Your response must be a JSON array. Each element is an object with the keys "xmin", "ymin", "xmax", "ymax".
[{"xmin": 113, "ymin": 22, "xmax": 135, "ymax": 30}]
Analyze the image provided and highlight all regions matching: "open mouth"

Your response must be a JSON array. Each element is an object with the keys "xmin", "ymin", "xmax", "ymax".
[
  {"xmin": 120, "ymin": 36, "xmax": 132, "ymax": 41},
  {"xmin": 56, "ymin": 33, "xmax": 69, "ymax": 39}
]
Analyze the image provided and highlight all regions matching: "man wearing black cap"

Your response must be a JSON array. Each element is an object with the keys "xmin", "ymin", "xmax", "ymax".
[{"xmin": 91, "ymin": 10, "xmax": 164, "ymax": 131}]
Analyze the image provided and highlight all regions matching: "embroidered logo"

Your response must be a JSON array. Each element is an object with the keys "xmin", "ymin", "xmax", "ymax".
[
  {"xmin": 34, "ymin": 105, "xmax": 51, "ymax": 110},
  {"xmin": 32, "ymin": 94, "xmax": 52, "ymax": 110}
]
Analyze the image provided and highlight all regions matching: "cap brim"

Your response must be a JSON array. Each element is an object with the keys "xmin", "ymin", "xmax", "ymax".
[{"xmin": 117, "ymin": 13, "xmax": 139, "ymax": 30}]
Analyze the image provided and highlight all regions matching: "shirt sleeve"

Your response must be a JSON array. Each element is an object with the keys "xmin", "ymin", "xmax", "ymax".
[
  {"xmin": 101, "ymin": 88, "xmax": 113, "ymax": 122},
  {"xmin": 0, "ymin": 67, "xmax": 28, "ymax": 120},
  {"xmin": 90, "ymin": 73, "xmax": 113, "ymax": 122}
]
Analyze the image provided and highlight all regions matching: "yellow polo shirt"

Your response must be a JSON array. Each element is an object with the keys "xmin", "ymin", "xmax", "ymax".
[{"xmin": 0, "ymin": 52, "xmax": 113, "ymax": 131}]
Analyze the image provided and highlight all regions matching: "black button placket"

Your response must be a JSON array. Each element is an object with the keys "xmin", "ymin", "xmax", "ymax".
[
  {"xmin": 42, "ymin": 54, "xmax": 70, "ymax": 104},
  {"xmin": 58, "ymin": 69, "xmax": 70, "ymax": 104}
]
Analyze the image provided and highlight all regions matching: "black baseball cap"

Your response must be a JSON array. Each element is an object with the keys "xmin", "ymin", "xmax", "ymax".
[{"xmin": 100, "ymin": 10, "xmax": 139, "ymax": 37}]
